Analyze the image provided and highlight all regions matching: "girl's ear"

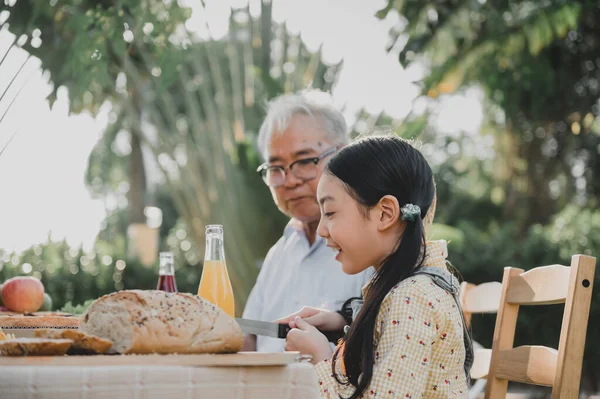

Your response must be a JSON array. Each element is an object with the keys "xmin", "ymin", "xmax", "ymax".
[{"xmin": 375, "ymin": 195, "xmax": 401, "ymax": 232}]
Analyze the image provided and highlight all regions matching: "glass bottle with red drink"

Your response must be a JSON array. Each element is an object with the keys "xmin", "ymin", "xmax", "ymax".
[{"xmin": 157, "ymin": 252, "xmax": 178, "ymax": 292}]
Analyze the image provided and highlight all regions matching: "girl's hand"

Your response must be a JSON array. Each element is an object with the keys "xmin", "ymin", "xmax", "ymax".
[
  {"xmin": 275, "ymin": 306, "xmax": 346, "ymax": 331},
  {"xmin": 285, "ymin": 317, "xmax": 333, "ymax": 364}
]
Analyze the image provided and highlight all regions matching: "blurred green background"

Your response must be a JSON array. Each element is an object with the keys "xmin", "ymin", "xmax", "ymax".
[{"xmin": 0, "ymin": 0, "xmax": 599, "ymax": 394}]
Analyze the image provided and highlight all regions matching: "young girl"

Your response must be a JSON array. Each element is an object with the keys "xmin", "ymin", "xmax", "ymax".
[{"xmin": 280, "ymin": 135, "xmax": 471, "ymax": 398}]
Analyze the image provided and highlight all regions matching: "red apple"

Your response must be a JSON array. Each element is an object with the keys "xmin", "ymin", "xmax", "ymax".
[{"xmin": 1, "ymin": 276, "xmax": 45, "ymax": 313}]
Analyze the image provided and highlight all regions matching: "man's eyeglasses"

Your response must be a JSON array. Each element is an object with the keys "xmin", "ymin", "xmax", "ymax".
[{"xmin": 257, "ymin": 147, "xmax": 338, "ymax": 188}]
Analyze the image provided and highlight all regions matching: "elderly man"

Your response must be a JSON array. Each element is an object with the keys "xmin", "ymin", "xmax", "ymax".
[{"xmin": 242, "ymin": 90, "xmax": 372, "ymax": 352}]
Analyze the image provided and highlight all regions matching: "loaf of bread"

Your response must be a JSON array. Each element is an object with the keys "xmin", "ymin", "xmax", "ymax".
[
  {"xmin": 35, "ymin": 329, "xmax": 113, "ymax": 354},
  {"xmin": 79, "ymin": 290, "xmax": 243, "ymax": 354},
  {"xmin": 0, "ymin": 338, "xmax": 72, "ymax": 356}
]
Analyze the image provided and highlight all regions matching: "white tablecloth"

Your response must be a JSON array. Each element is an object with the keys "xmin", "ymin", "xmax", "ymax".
[{"xmin": 0, "ymin": 363, "xmax": 320, "ymax": 399}]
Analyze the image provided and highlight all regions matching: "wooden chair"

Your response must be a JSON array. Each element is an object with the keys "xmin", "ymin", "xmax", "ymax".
[
  {"xmin": 485, "ymin": 255, "xmax": 596, "ymax": 399},
  {"xmin": 459, "ymin": 280, "xmax": 503, "ymax": 398},
  {"xmin": 460, "ymin": 280, "xmax": 503, "ymax": 380}
]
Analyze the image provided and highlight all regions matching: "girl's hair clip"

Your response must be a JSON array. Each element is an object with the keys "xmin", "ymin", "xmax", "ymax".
[{"xmin": 401, "ymin": 203, "xmax": 421, "ymax": 222}]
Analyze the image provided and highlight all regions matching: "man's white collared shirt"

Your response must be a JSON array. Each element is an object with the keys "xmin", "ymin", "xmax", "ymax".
[{"xmin": 242, "ymin": 220, "xmax": 373, "ymax": 352}]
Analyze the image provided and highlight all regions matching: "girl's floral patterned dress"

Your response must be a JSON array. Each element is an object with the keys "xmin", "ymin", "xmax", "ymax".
[{"xmin": 315, "ymin": 240, "xmax": 468, "ymax": 398}]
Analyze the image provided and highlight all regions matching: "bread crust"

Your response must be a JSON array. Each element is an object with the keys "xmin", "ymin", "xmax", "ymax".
[
  {"xmin": 79, "ymin": 290, "xmax": 243, "ymax": 354},
  {"xmin": 34, "ymin": 329, "xmax": 113, "ymax": 354},
  {"xmin": 0, "ymin": 338, "xmax": 72, "ymax": 356}
]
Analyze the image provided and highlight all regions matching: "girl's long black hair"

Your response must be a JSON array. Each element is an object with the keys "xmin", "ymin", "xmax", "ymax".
[{"xmin": 325, "ymin": 135, "xmax": 435, "ymax": 399}]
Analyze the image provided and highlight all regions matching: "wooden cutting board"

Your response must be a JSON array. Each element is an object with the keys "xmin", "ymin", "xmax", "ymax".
[
  {"xmin": 0, "ymin": 311, "xmax": 74, "ymax": 317},
  {"xmin": 0, "ymin": 351, "xmax": 308, "ymax": 367},
  {"xmin": 0, "ymin": 311, "xmax": 80, "ymax": 329}
]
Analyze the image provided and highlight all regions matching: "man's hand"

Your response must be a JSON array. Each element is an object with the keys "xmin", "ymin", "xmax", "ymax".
[
  {"xmin": 275, "ymin": 306, "xmax": 346, "ymax": 331},
  {"xmin": 285, "ymin": 317, "xmax": 333, "ymax": 364}
]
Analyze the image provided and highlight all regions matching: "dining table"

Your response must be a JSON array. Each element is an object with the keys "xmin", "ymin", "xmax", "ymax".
[{"xmin": 0, "ymin": 351, "xmax": 321, "ymax": 399}]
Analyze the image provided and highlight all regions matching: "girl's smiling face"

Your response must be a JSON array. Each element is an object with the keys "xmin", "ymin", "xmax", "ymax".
[{"xmin": 317, "ymin": 173, "xmax": 401, "ymax": 274}]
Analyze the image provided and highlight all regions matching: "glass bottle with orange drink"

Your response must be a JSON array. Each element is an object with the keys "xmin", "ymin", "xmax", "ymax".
[{"xmin": 197, "ymin": 224, "xmax": 235, "ymax": 317}]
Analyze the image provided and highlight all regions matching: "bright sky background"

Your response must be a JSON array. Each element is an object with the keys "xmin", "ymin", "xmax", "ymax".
[{"xmin": 0, "ymin": 0, "xmax": 482, "ymax": 253}]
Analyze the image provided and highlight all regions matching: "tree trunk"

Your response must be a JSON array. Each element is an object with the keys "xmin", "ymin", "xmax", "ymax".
[{"xmin": 128, "ymin": 105, "xmax": 147, "ymax": 225}]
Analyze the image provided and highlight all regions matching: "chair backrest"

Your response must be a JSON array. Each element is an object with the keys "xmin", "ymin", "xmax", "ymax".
[
  {"xmin": 459, "ymin": 280, "xmax": 503, "ymax": 381},
  {"xmin": 485, "ymin": 255, "xmax": 596, "ymax": 399},
  {"xmin": 460, "ymin": 280, "xmax": 503, "ymax": 328}
]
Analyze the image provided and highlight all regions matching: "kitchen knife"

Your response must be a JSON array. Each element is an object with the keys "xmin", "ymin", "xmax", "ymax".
[{"xmin": 235, "ymin": 318, "xmax": 343, "ymax": 343}]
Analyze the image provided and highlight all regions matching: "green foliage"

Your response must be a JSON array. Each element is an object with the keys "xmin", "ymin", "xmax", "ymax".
[
  {"xmin": 0, "ymin": 237, "xmax": 201, "ymax": 311},
  {"xmin": 59, "ymin": 299, "xmax": 95, "ymax": 315},
  {"xmin": 80, "ymin": 5, "xmax": 338, "ymax": 310},
  {"xmin": 379, "ymin": 1, "xmax": 584, "ymax": 101},
  {"xmin": 547, "ymin": 204, "xmax": 600, "ymax": 260},
  {"xmin": 379, "ymin": 0, "xmax": 600, "ymax": 229},
  {"xmin": 3, "ymin": 1, "xmax": 339, "ymax": 313},
  {"xmin": 427, "ymin": 223, "xmax": 464, "ymax": 249},
  {"xmin": 4, "ymin": 0, "xmax": 191, "ymax": 113}
]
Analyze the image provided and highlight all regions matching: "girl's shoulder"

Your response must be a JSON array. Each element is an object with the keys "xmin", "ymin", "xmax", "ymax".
[
  {"xmin": 382, "ymin": 273, "xmax": 454, "ymax": 310},
  {"xmin": 390, "ymin": 273, "xmax": 440, "ymax": 294}
]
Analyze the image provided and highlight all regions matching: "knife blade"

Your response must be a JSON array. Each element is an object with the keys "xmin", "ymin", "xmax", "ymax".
[{"xmin": 235, "ymin": 318, "xmax": 343, "ymax": 343}]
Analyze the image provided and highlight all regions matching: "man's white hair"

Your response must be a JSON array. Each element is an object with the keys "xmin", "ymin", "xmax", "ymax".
[{"xmin": 257, "ymin": 89, "xmax": 349, "ymax": 160}]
